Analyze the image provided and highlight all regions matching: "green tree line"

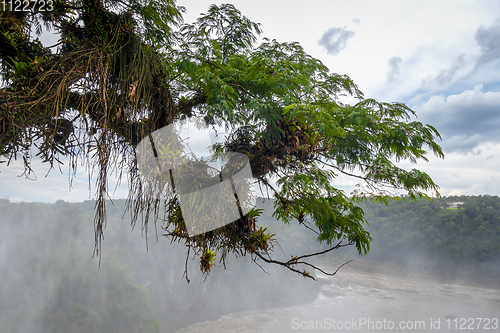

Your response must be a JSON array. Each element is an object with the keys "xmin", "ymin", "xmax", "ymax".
[{"xmin": 358, "ymin": 195, "xmax": 500, "ymax": 283}]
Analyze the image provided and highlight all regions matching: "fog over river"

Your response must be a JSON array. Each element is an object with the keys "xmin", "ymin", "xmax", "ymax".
[
  {"xmin": 1, "ymin": 199, "xmax": 499, "ymax": 332},
  {"xmin": 179, "ymin": 270, "xmax": 500, "ymax": 333}
]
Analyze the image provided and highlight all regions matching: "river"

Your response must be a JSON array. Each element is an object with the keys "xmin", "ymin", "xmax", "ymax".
[{"xmin": 178, "ymin": 270, "xmax": 500, "ymax": 332}]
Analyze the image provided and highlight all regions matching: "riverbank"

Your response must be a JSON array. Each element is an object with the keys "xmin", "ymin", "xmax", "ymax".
[{"xmin": 315, "ymin": 255, "xmax": 500, "ymax": 290}]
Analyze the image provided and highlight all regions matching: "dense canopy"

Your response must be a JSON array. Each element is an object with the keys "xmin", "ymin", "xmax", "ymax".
[{"xmin": 0, "ymin": 0, "xmax": 444, "ymax": 279}]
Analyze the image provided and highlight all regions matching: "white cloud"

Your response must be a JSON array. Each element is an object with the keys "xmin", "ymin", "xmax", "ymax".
[
  {"xmin": 412, "ymin": 85, "xmax": 500, "ymax": 152},
  {"xmin": 387, "ymin": 56, "xmax": 403, "ymax": 83},
  {"xmin": 474, "ymin": 17, "xmax": 500, "ymax": 69},
  {"xmin": 396, "ymin": 141, "xmax": 500, "ymax": 196},
  {"xmin": 440, "ymin": 134, "xmax": 484, "ymax": 153},
  {"xmin": 318, "ymin": 26, "xmax": 356, "ymax": 56},
  {"xmin": 422, "ymin": 54, "xmax": 467, "ymax": 87}
]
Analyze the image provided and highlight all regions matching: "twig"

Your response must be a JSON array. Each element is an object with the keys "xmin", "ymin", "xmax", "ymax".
[
  {"xmin": 251, "ymin": 241, "xmax": 354, "ymax": 280},
  {"xmin": 253, "ymin": 251, "xmax": 316, "ymax": 280},
  {"xmin": 182, "ymin": 246, "xmax": 191, "ymax": 284}
]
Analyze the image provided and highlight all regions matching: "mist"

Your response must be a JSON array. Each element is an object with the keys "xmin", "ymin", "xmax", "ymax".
[
  {"xmin": 1, "ymin": 196, "xmax": 499, "ymax": 332},
  {"xmin": 0, "ymin": 199, "xmax": 322, "ymax": 333}
]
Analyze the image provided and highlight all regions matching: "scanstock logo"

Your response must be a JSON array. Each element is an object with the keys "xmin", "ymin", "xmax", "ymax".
[{"xmin": 136, "ymin": 119, "xmax": 255, "ymax": 236}]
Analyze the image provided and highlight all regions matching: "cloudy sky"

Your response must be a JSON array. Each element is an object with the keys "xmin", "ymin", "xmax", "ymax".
[{"xmin": 2, "ymin": 0, "xmax": 500, "ymax": 202}]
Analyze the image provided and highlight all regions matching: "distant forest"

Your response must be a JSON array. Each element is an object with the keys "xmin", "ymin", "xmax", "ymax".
[
  {"xmin": 0, "ymin": 195, "xmax": 499, "ymax": 332},
  {"xmin": 252, "ymin": 195, "xmax": 500, "ymax": 285},
  {"xmin": 356, "ymin": 195, "xmax": 500, "ymax": 284}
]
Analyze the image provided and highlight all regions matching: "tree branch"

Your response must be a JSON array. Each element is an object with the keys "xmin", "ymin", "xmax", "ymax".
[{"xmin": 251, "ymin": 241, "xmax": 354, "ymax": 280}]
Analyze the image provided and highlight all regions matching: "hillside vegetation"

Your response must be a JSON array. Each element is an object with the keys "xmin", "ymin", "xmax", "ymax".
[{"xmin": 346, "ymin": 195, "xmax": 500, "ymax": 286}]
